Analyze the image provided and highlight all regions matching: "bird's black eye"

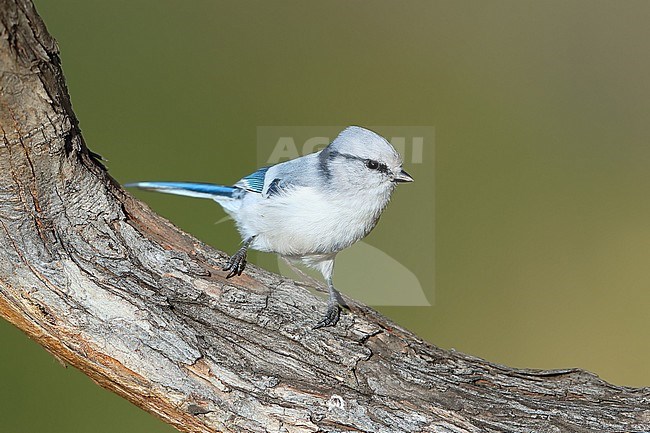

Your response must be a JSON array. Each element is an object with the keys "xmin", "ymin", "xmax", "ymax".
[{"xmin": 366, "ymin": 160, "xmax": 379, "ymax": 170}]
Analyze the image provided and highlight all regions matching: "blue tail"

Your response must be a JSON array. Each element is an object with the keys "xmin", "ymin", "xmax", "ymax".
[{"xmin": 125, "ymin": 181, "xmax": 237, "ymax": 200}]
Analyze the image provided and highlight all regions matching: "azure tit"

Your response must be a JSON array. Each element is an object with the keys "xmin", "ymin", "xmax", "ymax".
[{"xmin": 127, "ymin": 126, "xmax": 413, "ymax": 328}]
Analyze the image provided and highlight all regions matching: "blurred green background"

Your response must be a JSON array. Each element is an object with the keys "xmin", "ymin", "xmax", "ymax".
[{"xmin": 2, "ymin": 1, "xmax": 649, "ymax": 431}]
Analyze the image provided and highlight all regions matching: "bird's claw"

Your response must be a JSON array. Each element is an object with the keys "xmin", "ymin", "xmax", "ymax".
[
  {"xmin": 223, "ymin": 248, "xmax": 247, "ymax": 278},
  {"xmin": 313, "ymin": 303, "xmax": 341, "ymax": 329}
]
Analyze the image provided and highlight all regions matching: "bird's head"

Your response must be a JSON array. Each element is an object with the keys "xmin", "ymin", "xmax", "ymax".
[{"xmin": 321, "ymin": 126, "xmax": 413, "ymax": 192}]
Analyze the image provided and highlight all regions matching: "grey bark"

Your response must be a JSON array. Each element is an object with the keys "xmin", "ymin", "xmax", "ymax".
[{"xmin": 1, "ymin": 1, "xmax": 649, "ymax": 432}]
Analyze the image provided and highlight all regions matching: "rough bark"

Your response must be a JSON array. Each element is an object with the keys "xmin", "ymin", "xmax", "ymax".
[{"xmin": 0, "ymin": 1, "xmax": 649, "ymax": 432}]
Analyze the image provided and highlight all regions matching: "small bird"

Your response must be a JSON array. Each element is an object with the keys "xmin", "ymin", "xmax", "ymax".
[{"xmin": 126, "ymin": 126, "xmax": 413, "ymax": 328}]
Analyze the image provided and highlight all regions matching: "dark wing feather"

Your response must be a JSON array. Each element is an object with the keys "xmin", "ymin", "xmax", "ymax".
[{"xmin": 235, "ymin": 166, "xmax": 270, "ymax": 193}]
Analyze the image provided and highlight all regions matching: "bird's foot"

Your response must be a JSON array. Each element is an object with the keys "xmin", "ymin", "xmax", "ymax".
[
  {"xmin": 313, "ymin": 302, "xmax": 341, "ymax": 329},
  {"xmin": 223, "ymin": 247, "xmax": 247, "ymax": 278}
]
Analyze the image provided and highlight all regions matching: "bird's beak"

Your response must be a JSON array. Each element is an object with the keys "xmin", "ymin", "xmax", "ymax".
[{"xmin": 394, "ymin": 169, "xmax": 414, "ymax": 183}]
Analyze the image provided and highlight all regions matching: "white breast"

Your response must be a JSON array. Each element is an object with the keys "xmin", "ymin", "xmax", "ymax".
[{"xmin": 234, "ymin": 185, "xmax": 392, "ymax": 257}]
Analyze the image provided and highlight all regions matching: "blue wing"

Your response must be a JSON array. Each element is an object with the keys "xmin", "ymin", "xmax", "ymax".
[
  {"xmin": 234, "ymin": 166, "xmax": 270, "ymax": 193},
  {"xmin": 235, "ymin": 159, "xmax": 309, "ymax": 197}
]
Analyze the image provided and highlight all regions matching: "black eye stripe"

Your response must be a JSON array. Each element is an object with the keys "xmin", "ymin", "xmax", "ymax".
[
  {"xmin": 365, "ymin": 159, "xmax": 389, "ymax": 173},
  {"xmin": 329, "ymin": 151, "xmax": 390, "ymax": 174}
]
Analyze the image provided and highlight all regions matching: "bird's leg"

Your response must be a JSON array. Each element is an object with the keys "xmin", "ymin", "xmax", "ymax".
[
  {"xmin": 280, "ymin": 257, "xmax": 327, "ymax": 293},
  {"xmin": 313, "ymin": 275, "xmax": 343, "ymax": 329},
  {"xmin": 223, "ymin": 236, "xmax": 255, "ymax": 278}
]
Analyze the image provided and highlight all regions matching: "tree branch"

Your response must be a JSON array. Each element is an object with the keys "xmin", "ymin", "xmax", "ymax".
[{"xmin": 1, "ymin": 1, "xmax": 648, "ymax": 432}]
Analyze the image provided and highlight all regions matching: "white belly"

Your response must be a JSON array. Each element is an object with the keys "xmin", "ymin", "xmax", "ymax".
[{"xmin": 234, "ymin": 186, "xmax": 387, "ymax": 257}]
